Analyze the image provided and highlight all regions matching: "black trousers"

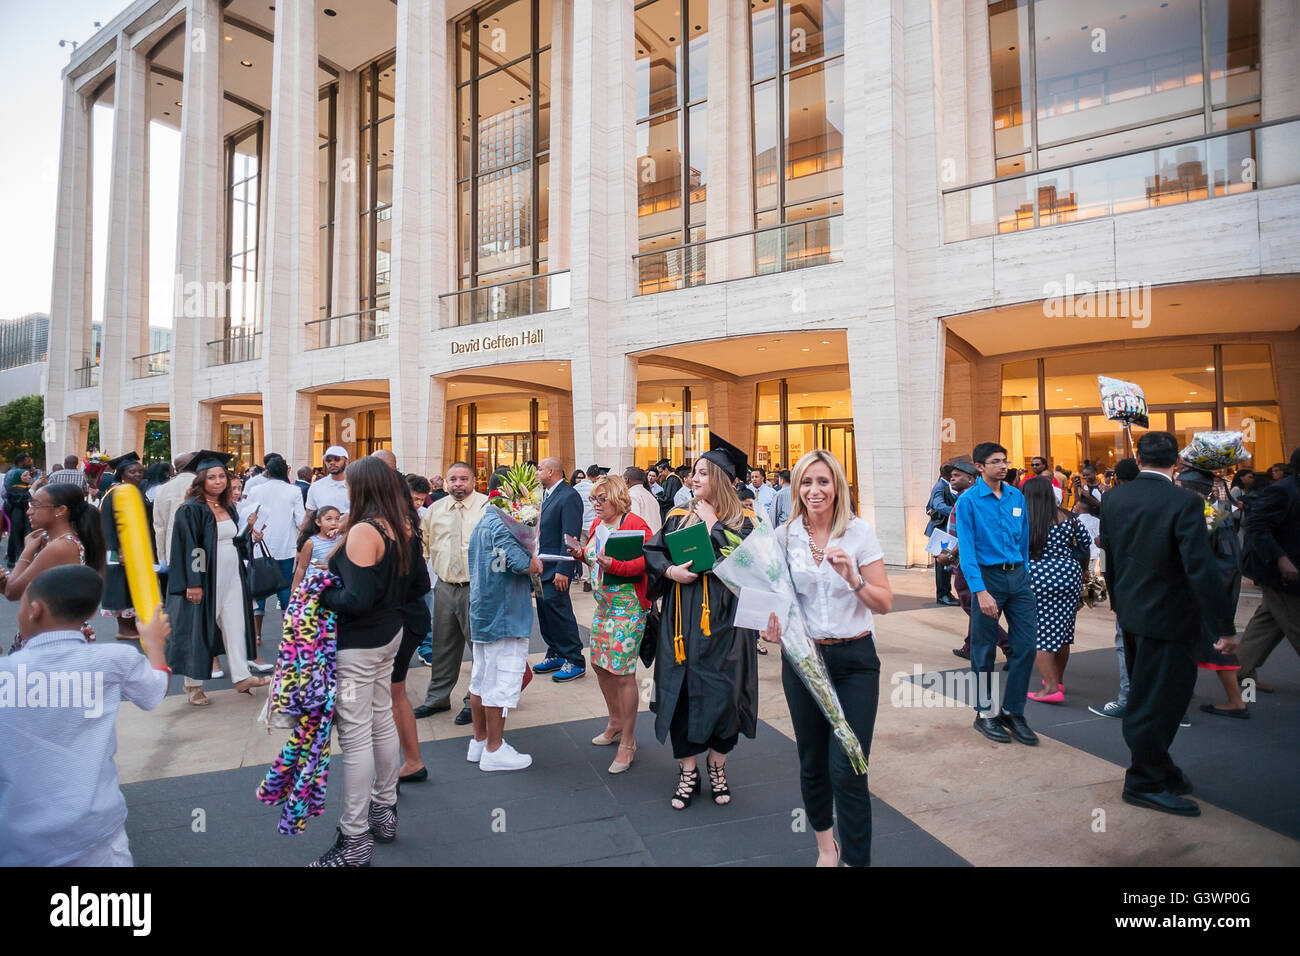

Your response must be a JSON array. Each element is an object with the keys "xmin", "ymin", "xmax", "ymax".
[
  {"xmin": 782, "ymin": 637, "xmax": 880, "ymax": 867},
  {"xmin": 934, "ymin": 560, "xmax": 953, "ymax": 600},
  {"xmin": 1121, "ymin": 630, "xmax": 1197, "ymax": 793},
  {"xmin": 537, "ymin": 579, "xmax": 584, "ymax": 666}
]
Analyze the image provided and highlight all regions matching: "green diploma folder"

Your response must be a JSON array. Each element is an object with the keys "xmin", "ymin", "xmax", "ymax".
[
  {"xmin": 602, "ymin": 530, "xmax": 645, "ymax": 586},
  {"xmin": 665, "ymin": 520, "xmax": 715, "ymax": 573}
]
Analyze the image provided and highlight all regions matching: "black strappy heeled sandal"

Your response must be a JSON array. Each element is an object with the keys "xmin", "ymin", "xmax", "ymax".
[
  {"xmin": 707, "ymin": 761, "xmax": 731, "ymax": 805},
  {"xmin": 671, "ymin": 765, "xmax": 701, "ymax": 810}
]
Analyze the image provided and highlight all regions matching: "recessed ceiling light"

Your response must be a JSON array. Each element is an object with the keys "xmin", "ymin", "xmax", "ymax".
[
  {"xmin": 324, "ymin": 8, "xmax": 337, "ymax": 16},
  {"xmin": 1205, "ymin": 366, "xmax": 1215, "ymax": 372},
  {"xmin": 241, "ymin": 60, "xmax": 253, "ymax": 67},
  {"xmin": 174, "ymin": 100, "xmax": 182, "ymax": 106},
  {"xmin": 1189, "ymin": 391, "xmax": 1198, "ymax": 395},
  {"xmin": 224, "ymin": 35, "xmax": 232, "ymax": 41},
  {"xmin": 162, "ymin": 110, "xmax": 170, "ymax": 116},
  {"xmin": 1056, "ymin": 387, "xmax": 1064, "ymax": 391},
  {"xmin": 800, "ymin": 347, "xmax": 810, "ymax": 351},
  {"xmin": 820, "ymin": 340, "xmax": 830, "ymax": 344},
  {"xmin": 1169, "ymin": 302, "xmax": 1181, "ymax": 307},
  {"xmin": 155, "ymin": 81, "xmax": 163, "ymax": 86},
  {"xmin": 1066, "ymin": 397, "xmax": 1073, "ymax": 401},
  {"xmin": 757, "ymin": 346, "xmax": 766, "ymax": 351}
]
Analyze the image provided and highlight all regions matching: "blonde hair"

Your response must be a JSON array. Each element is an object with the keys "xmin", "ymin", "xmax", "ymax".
[
  {"xmin": 681, "ymin": 457, "xmax": 746, "ymax": 531},
  {"xmin": 591, "ymin": 473, "xmax": 631, "ymax": 516},
  {"xmin": 788, "ymin": 449, "xmax": 854, "ymax": 540}
]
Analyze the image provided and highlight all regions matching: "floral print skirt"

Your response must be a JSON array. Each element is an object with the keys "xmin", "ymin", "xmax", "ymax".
[{"xmin": 589, "ymin": 582, "xmax": 646, "ymax": 675}]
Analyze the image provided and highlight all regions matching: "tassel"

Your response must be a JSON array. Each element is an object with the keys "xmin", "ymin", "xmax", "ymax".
[
  {"xmin": 700, "ymin": 577, "xmax": 711, "ymax": 636},
  {"xmin": 673, "ymin": 582, "xmax": 686, "ymax": 664}
]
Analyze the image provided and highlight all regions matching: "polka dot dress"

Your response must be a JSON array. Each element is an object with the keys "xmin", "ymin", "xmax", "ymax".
[{"xmin": 1027, "ymin": 518, "xmax": 1085, "ymax": 652}]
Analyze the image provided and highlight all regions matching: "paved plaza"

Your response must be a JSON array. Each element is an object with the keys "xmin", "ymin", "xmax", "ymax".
[{"xmin": 9, "ymin": 568, "xmax": 1296, "ymax": 866}]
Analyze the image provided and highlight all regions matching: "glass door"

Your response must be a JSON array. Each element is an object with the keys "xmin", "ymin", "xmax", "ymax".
[
  {"xmin": 821, "ymin": 423, "xmax": 858, "ymax": 509},
  {"xmin": 1047, "ymin": 415, "xmax": 1084, "ymax": 473}
]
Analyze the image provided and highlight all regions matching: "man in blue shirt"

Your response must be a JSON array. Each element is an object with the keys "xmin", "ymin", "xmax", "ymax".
[{"xmin": 953, "ymin": 441, "xmax": 1038, "ymax": 745}]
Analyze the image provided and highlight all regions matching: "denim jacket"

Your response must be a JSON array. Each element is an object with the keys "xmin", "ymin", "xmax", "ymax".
[{"xmin": 468, "ymin": 506, "xmax": 535, "ymax": 642}]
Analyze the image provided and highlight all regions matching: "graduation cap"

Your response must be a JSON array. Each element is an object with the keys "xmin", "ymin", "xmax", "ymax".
[
  {"xmin": 181, "ymin": 449, "xmax": 234, "ymax": 474},
  {"xmin": 106, "ymin": 451, "xmax": 140, "ymax": 471},
  {"xmin": 702, "ymin": 432, "xmax": 749, "ymax": 480}
]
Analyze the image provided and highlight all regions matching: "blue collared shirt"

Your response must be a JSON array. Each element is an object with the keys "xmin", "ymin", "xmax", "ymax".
[
  {"xmin": 468, "ymin": 506, "xmax": 536, "ymax": 642},
  {"xmin": 0, "ymin": 629, "xmax": 169, "ymax": 866},
  {"xmin": 953, "ymin": 478, "xmax": 1030, "ymax": 594}
]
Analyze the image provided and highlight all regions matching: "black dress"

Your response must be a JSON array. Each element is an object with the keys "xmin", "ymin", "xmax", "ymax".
[
  {"xmin": 99, "ymin": 483, "xmax": 157, "ymax": 612},
  {"xmin": 644, "ymin": 508, "xmax": 758, "ymax": 757},
  {"xmin": 163, "ymin": 497, "xmax": 258, "ymax": 680}
]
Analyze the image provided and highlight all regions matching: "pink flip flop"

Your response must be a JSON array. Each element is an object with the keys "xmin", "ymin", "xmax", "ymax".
[{"xmin": 1028, "ymin": 689, "xmax": 1065, "ymax": 704}]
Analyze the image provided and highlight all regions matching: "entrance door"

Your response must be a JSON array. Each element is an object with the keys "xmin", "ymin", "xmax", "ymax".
[{"xmin": 821, "ymin": 423, "xmax": 858, "ymax": 507}]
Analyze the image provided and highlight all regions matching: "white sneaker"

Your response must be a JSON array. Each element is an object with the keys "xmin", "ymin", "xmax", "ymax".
[
  {"xmin": 479, "ymin": 741, "xmax": 532, "ymax": 772},
  {"xmin": 212, "ymin": 669, "xmax": 225, "ymax": 680},
  {"xmin": 467, "ymin": 737, "xmax": 486, "ymax": 763}
]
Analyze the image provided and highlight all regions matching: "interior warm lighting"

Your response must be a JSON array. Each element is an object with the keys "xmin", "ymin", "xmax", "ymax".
[{"xmin": 241, "ymin": 60, "xmax": 253, "ymax": 67}]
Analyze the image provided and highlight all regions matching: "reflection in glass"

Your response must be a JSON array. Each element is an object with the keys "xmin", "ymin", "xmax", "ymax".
[
  {"xmin": 989, "ymin": 0, "xmax": 1032, "ymax": 158},
  {"xmin": 784, "ymin": 0, "xmax": 844, "ymax": 69},
  {"xmin": 1001, "ymin": 415, "xmax": 1042, "ymax": 471},
  {"xmin": 1206, "ymin": 0, "xmax": 1260, "ymax": 106}
]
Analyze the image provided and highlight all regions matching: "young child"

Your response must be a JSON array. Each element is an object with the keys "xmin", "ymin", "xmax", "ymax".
[
  {"xmin": 290, "ymin": 505, "xmax": 342, "ymax": 593},
  {"xmin": 0, "ymin": 565, "xmax": 172, "ymax": 866}
]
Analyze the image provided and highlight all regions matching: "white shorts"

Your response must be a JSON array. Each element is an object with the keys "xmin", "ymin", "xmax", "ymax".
[{"xmin": 469, "ymin": 637, "xmax": 530, "ymax": 713}]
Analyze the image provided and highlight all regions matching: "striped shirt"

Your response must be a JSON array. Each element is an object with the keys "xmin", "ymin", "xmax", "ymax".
[{"xmin": 45, "ymin": 468, "xmax": 89, "ymax": 493}]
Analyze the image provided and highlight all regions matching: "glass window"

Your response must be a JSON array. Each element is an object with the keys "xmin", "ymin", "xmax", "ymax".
[
  {"xmin": 1044, "ymin": 347, "xmax": 1214, "ymax": 407},
  {"xmin": 1220, "ymin": 343, "xmax": 1275, "ymax": 401},
  {"xmin": 635, "ymin": 0, "xmax": 708, "ymax": 293},
  {"xmin": 754, "ymin": 424, "xmax": 783, "ymax": 471},
  {"xmin": 318, "ymin": 85, "xmax": 337, "ymax": 319},
  {"xmin": 751, "ymin": 0, "xmax": 842, "ymax": 250},
  {"xmin": 225, "ymin": 123, "xmax": 261, "ymax": 332},
  {"xmin": 1086, "ymin": 415, "xmax": 1127, "ymax": 472},
  {"xmin": 1206, "ymin": 0, "xmax": 1260, "ymax": 106},
  {"xmin": 1001, "ymin": 359, "xmax": 1039, "ymax": 411},
  {"xmin": 1000, "ymin": 414, "xmax": 1041, "ymax": 472},
  {"xmin": 1225, "ymin": 404, "xmax": 1283, "ymax": 471},
  {"xmin": 1047, "ymin": 415, "xmax": 1083, "ymax": 473},
  {"xmin": 1034, "ymin": 0, "xmax": 1203, "ymax": 148},
  {"xmin": 756, "ymin": 379, "xmax": 781, "ymax": 421},
  {"xmin": 457, "ymin": 0, "xmax": 552, "ymax": 304},
  {"xmin": 360, "ymin": 56, "xmax": 396, "ymax": 323},
  {"xmin": 989, "ymin": 0, "xmax": 1033, "ymax": 158}
]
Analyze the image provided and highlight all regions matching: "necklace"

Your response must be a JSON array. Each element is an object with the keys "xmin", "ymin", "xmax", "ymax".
[{"xmin": 802, "ymin": 517, "xmax": 825, "ymax": 563}]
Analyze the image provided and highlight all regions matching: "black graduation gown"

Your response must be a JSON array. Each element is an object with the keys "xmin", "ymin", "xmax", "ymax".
[
  {"xmin": 99, "ymin": 484, "xmax": 157, "ymax": 612},
  {"xmin": 657, "ymin": 474, "xmax": 683, "ymax": 519},
  {"xmin": 164, "ymin": 498, "xmax": 258, "ymax": 680},
  {"xmin": 643, "ymin": 509, "xmax": 758, "ymax": 747}
]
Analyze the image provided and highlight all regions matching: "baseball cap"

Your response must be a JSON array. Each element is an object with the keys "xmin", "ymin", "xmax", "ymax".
[{"xmin": 324, "ymin": 446, "xmax": 349, "ymax": 460}]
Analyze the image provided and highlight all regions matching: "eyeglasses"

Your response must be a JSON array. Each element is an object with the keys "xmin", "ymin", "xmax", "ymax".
[{"xmin": 590, "ymin": 496, "xmax": 610, "ymax": 507}]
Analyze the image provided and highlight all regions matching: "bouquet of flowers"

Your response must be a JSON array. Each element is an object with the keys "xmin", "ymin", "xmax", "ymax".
[
  {"xmin": 487, "ymin": 462, "xmax": 545, "ymax": 557},
  {"xmin": 83, "ymin": 449, "xmax": 111, "ymax": 487},
  {"xmin": 712, "ymin": 519, "xmax": 869, "ymax": 774}
]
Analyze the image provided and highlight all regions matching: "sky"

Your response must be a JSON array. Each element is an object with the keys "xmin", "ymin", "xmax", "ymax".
[{"xmin": 0, "ymin": 0, "xmax": 179, "ymax": 328}]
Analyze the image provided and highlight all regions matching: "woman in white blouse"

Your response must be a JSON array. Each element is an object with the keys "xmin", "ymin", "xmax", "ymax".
[{"xmin": 760, "ymin": 449, "xmax": 892, "ymax": 867}]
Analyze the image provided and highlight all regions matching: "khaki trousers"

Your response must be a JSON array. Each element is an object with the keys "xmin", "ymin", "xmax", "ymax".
[{"xmin": 336, "ymin": 630, "xmax": 403, "ymax": 836}]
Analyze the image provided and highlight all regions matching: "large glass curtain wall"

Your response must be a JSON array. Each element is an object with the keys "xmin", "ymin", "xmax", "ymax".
[
  {"xmin": 749, "ymin": 0, "xmax": 845, "ymax": 272},
  {"xmin": 634, "ymin": 0, "xmax": 709, "ymax": 294},
  {"xmin": 359, "ymin": 56, "xmax": 395, "ymax": 339},
  {"xmin": 456, "ymin": 0, "xmax": 553, "ymax": 321},
  {"xmin": 987, "ymin": 0, "xmax": 1261, "ymax": 230}
]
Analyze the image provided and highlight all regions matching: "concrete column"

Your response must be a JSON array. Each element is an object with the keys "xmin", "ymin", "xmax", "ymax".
[
  {"xmin": 101, "ymin": 41, "xmax": 151, "ymax": 457},
  {"xmin": 169, "ymin": 0, "xmax": 225, "ymax": 454},
  {"xmin": 260, "ymin": 1, "xmax": 318, "ymax": 458},
  {"xmin": 426, "ymin": 376, "xmax": 447, "ymax": 476},
  {"xmin": 568, "ymin": 0, "xmax": 637, "ymax": 470},
  {"xmin": 331, "ymin": 69, "xmax": 361, "ymax": 329},
  {"xmin": 843, "ymin": 0, "xmax": 913, "ymax": 562},
  {"xmin": 390, "ymin": 0, "xmax": 449, "ymax": 475},
  {"xmin": 546, "ymin": 1, "xmax": 572, "ymax": 271},
  {"xmin": 44, "ymin": 77, "xmax": 94, "ymax": 467},
  {"xmin": 705, "ymin": 0, "xmax": 754, "ymax": 281}
]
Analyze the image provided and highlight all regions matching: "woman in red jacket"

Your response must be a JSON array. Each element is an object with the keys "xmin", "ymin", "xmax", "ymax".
[{"xmin": 567, "ymin": 473, "xmax": 652, "ymax": 774}]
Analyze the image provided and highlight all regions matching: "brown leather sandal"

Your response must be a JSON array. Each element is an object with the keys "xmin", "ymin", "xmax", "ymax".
[
  {"xmin": 186, "ymin": 687, "xmax": 210, "ymax": 706},
  {"xmin": 234, "ymin": 676, "xmax": 270, "ymax": 694}
]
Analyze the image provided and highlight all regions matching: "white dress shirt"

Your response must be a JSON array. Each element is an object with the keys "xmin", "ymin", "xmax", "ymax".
[
  {"xmin": 241, "ymin": 478, "xmax": 307, "ymax": 560},
  {"xmin": 0, "ymin": 630, "xmax": 169, "ymax": 866},
  {"xmin": 777, "ymin": 517, "xmax": 885, "ymax": 641},
  {"xmin": 628, "ymin": 484, "xmax": 663, "ymax": 535}
]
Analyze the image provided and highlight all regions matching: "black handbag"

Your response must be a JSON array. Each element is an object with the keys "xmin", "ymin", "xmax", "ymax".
[
  {"xmin": 640, "ymin": 601, "xmax": 660, "ymax": 668},
  {"xmin": 246, "ymin": 539, "xmax": 289, "ymax": 598}
]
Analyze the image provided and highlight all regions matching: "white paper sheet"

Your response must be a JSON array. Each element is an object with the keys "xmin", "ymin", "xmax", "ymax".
[
  {"xmin": 734, "ymin": 587, "xmax": 789, "ymax": 632},
  {"xmin": 925, "ymin": 528, "xmax": 957, "ymax": 556}
]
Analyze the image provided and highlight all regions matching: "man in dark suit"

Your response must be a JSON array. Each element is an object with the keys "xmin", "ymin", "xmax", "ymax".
[
  {"xmin": 1236, "ymin": 445, "xmax": 1300, "ymax": 689},
  {"xmin": 532, "ymin": 457, "xmax": 586, "ymax": 681},
  {"xmin": 926, "ymin": 463, "xmax": 959, "ymax": 606},
  {"xmin": 1100, "ymin": 431, "xmax": 1237, "ymax": 816}
]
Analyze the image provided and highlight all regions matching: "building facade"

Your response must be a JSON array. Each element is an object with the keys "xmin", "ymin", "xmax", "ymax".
[{"xmin": 44, "ymin": 0, "xmax": 1300, "ymax": 565}]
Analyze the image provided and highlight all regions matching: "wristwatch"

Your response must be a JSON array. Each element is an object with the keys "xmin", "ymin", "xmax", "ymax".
[{"xmin": 851, "ymin": 576, "xmax": 866, "ymax": 593}]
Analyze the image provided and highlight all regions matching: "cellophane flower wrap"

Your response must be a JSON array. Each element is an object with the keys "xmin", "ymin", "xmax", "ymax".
[
  {"xmin": 487, "ymin": 462, "xmax": 544, "ymax": 555},
  {"xmin": 712, "ymin": 518, "xmax": 869, "ymax": 774}
]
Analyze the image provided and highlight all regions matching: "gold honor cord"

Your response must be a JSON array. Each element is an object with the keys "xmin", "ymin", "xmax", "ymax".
[{"xmin": 673, "ymin": 581, "xmax": 686, "ymax": 664}]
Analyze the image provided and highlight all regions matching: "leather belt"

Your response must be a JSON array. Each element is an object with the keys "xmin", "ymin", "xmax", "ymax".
[
  {"xmin": 441, "ymin": 579, "xmax": 470, "ymax": 587},
  {"xmin": 814, "ymin": 631, "xmax": 872, "ymax": 646},
  {"xmin": 981, "ymin": 562, "xmax": 1022, "ymax": 572}
]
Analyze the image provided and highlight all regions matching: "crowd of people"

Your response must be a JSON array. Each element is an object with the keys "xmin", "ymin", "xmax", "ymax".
[
  {"xmin": 928, "ymin": 439, "xmax": 1299, "ymax": 816},
  {"xmin": 2, "ymin": 429, "xmax": 1296, "ymax": 868}
]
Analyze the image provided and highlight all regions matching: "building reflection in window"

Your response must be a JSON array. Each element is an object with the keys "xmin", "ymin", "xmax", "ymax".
[
  {"xmin": 225, "ymin": 122, "xmax": 261, "ymax": 338},
  {"xmin": 454, "ymin": 396, "xmax": 550, "ymax": 490},
  {"xmin": 754, "ymin": 370, "xmax": 856, "ymax": 502},
  {"xmin": 359, "ymin": 57, "xmax": 395, "ymax": 338}
]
